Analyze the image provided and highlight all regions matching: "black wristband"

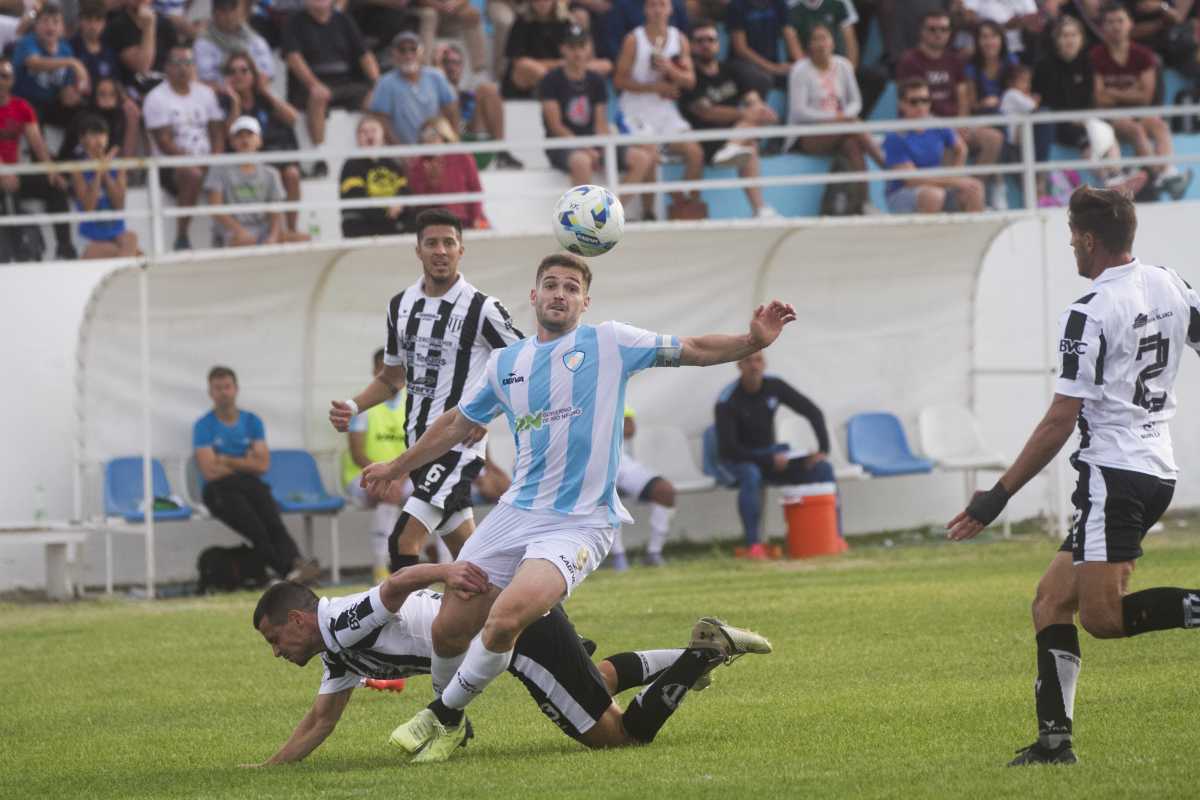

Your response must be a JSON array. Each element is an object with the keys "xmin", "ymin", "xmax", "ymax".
[{"xmin": 965, "ymin": 480, "xmax": 1011, "ymax": 526}]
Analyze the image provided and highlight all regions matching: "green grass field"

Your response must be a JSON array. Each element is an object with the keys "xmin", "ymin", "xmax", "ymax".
[{"xmin": 4, "ymin": 531, "xmax": 1200, "ymax": 799}]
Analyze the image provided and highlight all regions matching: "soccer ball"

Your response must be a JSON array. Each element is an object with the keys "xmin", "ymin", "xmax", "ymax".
[{"xmin": 553, "ymin": 184, "xmax": 624, "ymax": 257}]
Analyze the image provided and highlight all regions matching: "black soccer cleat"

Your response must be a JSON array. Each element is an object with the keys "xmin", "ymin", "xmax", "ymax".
[{"xmin": 1007, "ymin": 741, "xmax": 1078, "ymax": 766}]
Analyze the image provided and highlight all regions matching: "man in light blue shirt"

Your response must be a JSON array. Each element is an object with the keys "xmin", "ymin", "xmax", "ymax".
[
  {"xmin": 362, "ymin": 249, "xmax": 796, "ymax": 762},
  {"xmin": 367, "ymin": 31, "xmax": 458, "ymax": 144}
]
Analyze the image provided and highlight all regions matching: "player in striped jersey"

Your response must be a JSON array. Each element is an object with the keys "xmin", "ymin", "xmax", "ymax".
[
  {"xmin": 330, "ymin": 208, "xmax": 523, "ymax": 575},
  {"xmin": 246, "ymin": 573, "xmax": 771, "ymax": 765},
  {"xmin": 362, "ymin": 252, "xmax": 795, "ymax": 761},
  {"xmin": 947, "ymin": 187, "xmax": 1200, "ymax": 766}
]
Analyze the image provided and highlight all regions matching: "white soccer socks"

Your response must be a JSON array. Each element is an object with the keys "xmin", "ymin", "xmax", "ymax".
[{"xmin": 441, "ymin": 636, "xmax": 514, "ymax": 710}]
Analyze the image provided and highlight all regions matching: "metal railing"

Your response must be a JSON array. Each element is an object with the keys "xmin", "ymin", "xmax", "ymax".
[{"xmin": 2, "ymin": 101, "xmax": 1198, "ymax": 257}]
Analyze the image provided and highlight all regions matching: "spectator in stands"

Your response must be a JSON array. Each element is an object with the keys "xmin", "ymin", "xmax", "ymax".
[
  {"xmin": 965, "ymin": 20, "xmax": 1018, "ymax": 125},
  {"xmin": 1056, "ymin": 0, "xmax": 1107, "ymax": 51},
  {"xmin": 347, "ymin": 0, "xmax": 420, "ymax": 66},
  {"xmin": 104, "ymin": 0, "xmax": 180, "ymax": 103},
  {"xmin": 540, "ymin": 24, "xmax": 659, "ymax": 211},
  {"xmin": 504, "ymin": 0, "xmax": 610, "ymax": 98},
  {"xmin": 70, "ymin": 114, "xmax": 140, "ymax": 258},
  {"xmin": 194, "ymin": 365, "xmax": 319, "ymax": 585},
  {"xmin": 1034, "ymin": 14, "xmax": 1101, "ymax": 155},
  {"xmin": 787, "ymin": 22, "xmax": 884, "ymax": 212},
  {"xmin": 1092, "ymin": 3, "xmax": 1192, "ymax": 199},
  {"xmin": 882, "ymin": 76, "xmax": 985, "ymax": 213},
  {"xmin": 283, "ymin": 0, "xmax": 380, "ymax": 150},
  {"xmin": 58, "ymin": 76, "xmax": 137, "ymax": 161},
  {"xmin": 405, "ymin": 115, "xmax": 489, "ymax": 227},
  {"xmin": 368, "ymin": 31, "xmax": 457, "ymax": 143},
  {"xmin": 339, "ymin": 114, "xmax": 410, "ymax": 237},
  {"xmin": 437, "ymin": 42, "xmax": 523, "ymax": 168},
  {"xmin": 71, "ymin": 1, "xmax": 141, "ymax": 162},
  {"xmin": 601, "ymin": 0, "xmax": 689, "ymax": 59},
  {"xmin": 0, "ymin": 54, "xmax": 75, "ymax": 261},
  {"xmin": 415, "ymin": 0, "xmax": 487, "ymax": 80},
  {"xmin": 72, "ymin": 0, "xmax": 121, "ymax": 89},
  {"xmin": 485, "ymin": 0, "xmax": 516, "ymax": 78},
  {"xmin": 714, "ymin": 351, "xmax": 836, "ymax": 561},
  {"xmin": 0, "ymin": 3, "xmax": 36, "ymax": 56},
  {"xmin": 897, "ymin": 8, "xmax": 1006, "ymax": 208},
  {"xmin": 204, "ymin": 115, "xmax": 310, "ymax": 247},
  {"xmin": 787, "ymin": 0, "xmax": 889, "ymax": 117},
  {"xmin": 143, "ymin": 43, "xmax": 225, "ymax": 250},
  {"xmin": 195, "ymin": 0, "xmax": 275, "ymax": 86},
  {"xmin": 1125, "ymin": 0, "xmax": 1199, "ymax": 76},
  {"xmin": 680, "ymin": 20, "xmax": 779, "ymax": 217},
  {"xmin": 615, "ymin": 0, "xmax": 706, "ymax": 218},
  {"xmin": 13, "ymin": 3, "xmax": 88, "ymax": 128},
  {"xmin": 725, "ymin": 0, "xmax": 799, "ymax": 95},
  {"xmin": 960, "ymin": 0, "xmax": 1043, "ymax": 61},
  {"xmin": 221, "ymin": 51, "xmax": 305, "ymax": 235},
  {"xmin": 881, "ymin": 0, "xmax": 952, "ymax": 63},
  {"xmin": 342, "ymin": 347, "xmax": 412, "ymax": 582},
  {"xmin": 152, "ymin": 0, "xmax": 200, "ymax": 40}
]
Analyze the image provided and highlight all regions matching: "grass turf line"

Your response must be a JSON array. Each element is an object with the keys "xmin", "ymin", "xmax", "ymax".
[{"xmin": 2, "ymin": 532, "xmax": 1199, "ymax": 799}]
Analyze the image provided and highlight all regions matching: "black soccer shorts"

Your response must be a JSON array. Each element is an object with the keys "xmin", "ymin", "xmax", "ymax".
[{"xmin": 1060, "ymin": 457, "xmax": 1175, "ymax": 563}]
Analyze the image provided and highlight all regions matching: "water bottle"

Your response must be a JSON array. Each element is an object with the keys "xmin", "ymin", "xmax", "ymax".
[{"xmin": 32, "ymin": 483, "xmax": 47, "ymax": 523}]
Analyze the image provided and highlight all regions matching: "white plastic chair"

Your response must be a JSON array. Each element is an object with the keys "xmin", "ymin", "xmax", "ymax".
[
  {"xmin": 776, "ymin": 411, "xmax": 868, "ymax": 481},
  {"xmin": 632, "ymin": 425, "xmax": 716, "ymax": 493},
  {"xmin": 918, "ymin": 404, "xmax": 1011, "ymax": 536}
]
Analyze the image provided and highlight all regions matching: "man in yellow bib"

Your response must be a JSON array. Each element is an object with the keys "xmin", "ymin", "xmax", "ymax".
[{"xmin": 342, "ymin": 349, "xmax": 413, "ymax": 581}]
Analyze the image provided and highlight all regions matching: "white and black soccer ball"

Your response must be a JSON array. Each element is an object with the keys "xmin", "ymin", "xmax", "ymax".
[{"xmin": 552, "ymin": 184, "xmax": 625, "ymax": 257}]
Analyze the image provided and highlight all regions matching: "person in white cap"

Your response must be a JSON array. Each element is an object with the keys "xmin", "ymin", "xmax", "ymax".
[{"xmin": 203, "ymin": 115, "xmax": 312, "ymax": 247}]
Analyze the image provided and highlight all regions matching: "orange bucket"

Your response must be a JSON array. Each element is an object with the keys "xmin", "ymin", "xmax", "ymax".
[{"xmin": 781, "ymin": 483, "xmax": 845, "ymax": 558}]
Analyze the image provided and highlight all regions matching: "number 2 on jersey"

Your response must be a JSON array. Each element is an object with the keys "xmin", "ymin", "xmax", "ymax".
[{"xmin": 1133, "ymin": 333, "xmax": 1169, "ymax": 412}]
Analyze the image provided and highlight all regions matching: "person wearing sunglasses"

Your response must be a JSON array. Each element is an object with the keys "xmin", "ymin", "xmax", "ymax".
[
  {"xmin": 881, "ymin": 76, "xmax": 983, "ymax": 214},
  {"xmin": 195, "ymin": 0, "xmax": 275, "ymax": 87}
]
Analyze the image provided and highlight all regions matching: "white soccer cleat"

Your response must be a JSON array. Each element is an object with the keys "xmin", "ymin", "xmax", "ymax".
[{"xmin": 690, "ymin": 617, "xmax": 773, "ymax": 665}]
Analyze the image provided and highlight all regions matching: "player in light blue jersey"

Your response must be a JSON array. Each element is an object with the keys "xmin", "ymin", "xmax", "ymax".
[{"xmin": 361, "ymin": 252, "xmax": 796, "ymax": 762}]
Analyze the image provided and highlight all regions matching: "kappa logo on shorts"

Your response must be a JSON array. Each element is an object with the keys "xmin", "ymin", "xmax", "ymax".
[{"xmin": 563, "ymin": 350, "xmax": 586, "ymax": 372}]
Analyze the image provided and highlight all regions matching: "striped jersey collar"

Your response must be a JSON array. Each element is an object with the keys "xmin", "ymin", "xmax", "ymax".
[
  {"xmin": 416, "ymin": 273, "xmax": 468, "ymax": 302},
  {"xmin": 1093, "ymin": 259, "xmax": 1138, "ymax": 285}
]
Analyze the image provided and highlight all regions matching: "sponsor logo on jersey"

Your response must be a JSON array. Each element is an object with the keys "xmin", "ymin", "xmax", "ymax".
[
  {"xmin": 1059, "ymin": 338, "xmax": 1088, "ymax": 355},
  {"xmin": 514, "ymin": 406, "xmax": 582, "ymax": 433},
  {"xmin": 1133, "ymin": 313, "xmax": 1149, "ymax": 329},
  {"xmin": 1133, "ymin": 309, "xmax": 1173, "ymax": 329},
  {"xmin": 563, "ymin": 350, "xmax": 586, "ymax": 372},
  {"xmin": 502, "ymin": 371, "xmax": 525, "ymax": 386}
]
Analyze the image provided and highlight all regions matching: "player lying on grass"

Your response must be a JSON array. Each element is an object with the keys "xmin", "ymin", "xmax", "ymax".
[{"xmin": 246, "ymin": 565, "xmax": 771, "ymax": 765}]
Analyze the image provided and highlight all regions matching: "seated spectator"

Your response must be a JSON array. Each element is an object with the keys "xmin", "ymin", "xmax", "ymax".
[
  {"xmin": 143, "ymin": 44, "xmax": 225, "ymax": 250},
  {"xmin": 540, "ymin": 24, "xmax": 658, "ymax": 211},
  {"xmin": 283, "ymin": 0, "xmax": 380, "ymax": 149},
  {"xmin": 195, "ymin": 0, "xmax": 275, "ymax": 86},
  {"xmin": 69, "ymin": 114, "xmax": 140, "ymax": 258},
  {"xmin": 405, "ymin": 115, "xmax": 489, "ymax": 228},
  {"xmin": 339, "ymin": 115, "xmax": 409, "ymax": 237},
  {"xmin": 367, "ymin": 31, "xmax": 457, "ymax": 144},
  {"xmin": 960, "ymin": 0, "xmax": 1042, "ymax": 61},
  {"xmin": 221, "ymin": 51, "xmax": 304, "ymax": 235},
  {"xmin": 347, "ymin": 0, "xmax": 420, "ymax": 65},
  {"xmin": 415, "ymin": 0, "xmax": 487, "ymax": 80},
  {"xmin": 504, "ymin": 0, "xmax": 609, "ymax": 98},
  {"xmin": 204, "ymin": 116, "xmax": 310, "ymax": 247},
  {"xmin": 194, "ymin": 365, "xmax": 319, "ymax": 585},
  {"xmin": 72, "ymin": 0, "xmax": 122, "ymax": 89},
  {"xmin": 104, "ymin": 0, "xmax": 181, "ymax": 103},
  {"xmin": 485, "ymin": 0, "xmax": 516, "ymax": 77},
  {"xmin": 615, "ymin": 0, "xmax": 705, "ymax": 218},
  {"xmin": 1125, "ymin": 0, "xmax": 1199, "ymax": 76},
  {"xmin": 1057, "ymin": 0, "xmax": 1106, "ymax": 52},
  {"xmin": 152, "ymin": 0, "xmax": 200, "ymax": 40},
  {"xmin": 964, "ymin": 20, "xmax": 1018, "ymax": 116},
  {"xmin": 13, "ymin": 3, "xmax": 88, "ymax": 128},
  {"xmin": 680, "ymin": 19, "xmax": 779, "ymax": 218},
  {"xmin": 437, "ymin": 42, "xmax": 523, "ymax": 168},
  {"xmin": 897, "ymin": 9, "xmax": 1005, "ymax": 208},
  {"xmin": 72, "ymin": 3, "xmax": 143, "ymax": 160},
  {"xmin": 606, "ymin": 405, "xmax": 677, "ymax": 570},
  {"xmin": 882, "ymin": 0, "xmax": 953, "ymax": 63},
  {"xmin": 787, "ymin": 22, "xmax": 883, "ymax": 213},
  {"xmin": 1034, "ymin": 15, "xmax": 1116, "ymax": 162},
  {"xmin": 1092, "ymin": 3, "xmax": 1192, "ymax": 199},
  {"xmin": 59, "ymin": 77, "xmax": 134, "ymax": 161},
  {"xmin": 601, "ymin": 0, "xmax": 688, "ymax": 61},
  {"xmin": 0, "ymin": 55, "xmax": 74, "ymax": 260},
  {"xmin": 342, "ymin": 347, "xmax": 412, "ymax": 582},
  {"xmin": 725, "ymin": 0, "xmax": 799, "ymax": 96},
  {"xmin": 714, "ymin": 351, "xmax": 837, "ymax": 561},
  {"xmin": 882, "ymin": 77, "xmax": 984, "ymax": 213},
  {"xmin": 787, "ymin": 0, "xmax": 888, "ymax": 116}
]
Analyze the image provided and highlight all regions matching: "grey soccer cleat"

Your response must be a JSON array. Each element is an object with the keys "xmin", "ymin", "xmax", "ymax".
[
  {"xmin": 1007, "ymin": 741, "xmax": 1078, "ymax": 766},
  {"xmin": 690, "ymin": 617, "xmax": 773, "ymax": 665}
]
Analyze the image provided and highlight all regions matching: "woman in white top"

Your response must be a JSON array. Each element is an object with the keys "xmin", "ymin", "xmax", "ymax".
[
  {"xmin": 614, "ymin": 0, "xmax": 703, "ymax": 213},
  {"xmin": 786, "ymin": 24, "xmax": 882, "ymax": 173}
]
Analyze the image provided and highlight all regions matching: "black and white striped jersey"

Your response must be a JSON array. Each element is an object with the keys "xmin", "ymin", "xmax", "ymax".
[
  {"xmin": 1055, "ymin": 259, "xmax": 1200, "ymax": 479},
  {"xmin": 383, "ymin": 275, "xmax": 523, "ymax": 458},
  {"xmin": 317, "ymin": 587, "xmax": 441, "ymax": 694}
]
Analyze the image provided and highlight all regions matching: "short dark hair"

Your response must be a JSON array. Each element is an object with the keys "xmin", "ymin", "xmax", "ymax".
[
  {"xmin": 252, "ymin": 581, "xmax": 318, "ymax": 629},
  {"xmin": 1004, "ymin": 63, "xmax": 1032, "ymax": 88},
  {"xmin": 804, "ymin": 21, "xmax": 835, "ymax": 49},
  {"xmin": 921, "ymin": 9, "xmax": 950, "ymax": 26},
  {"xmin": 213, "ymin": 0, "xmax": 239, "ymax": 9},
  {"xmin": 690, "ymin": 17, "xmax": 717, "ymax": 35},
  {"xmin": 80, "ymin": 0, "xmax": 107, "ymax": 20},
  {"xmin": 1100, "ymin": 2, "xmax": 1129, "ymax": 22},
  {"xmin": 898, "ymin": 77, "xmax": 929, "ymax": 100},
  {"xmin": 415, "ymin": 208, "xmax": 463, "ymax": 240},
  {"xmin": 1068, "ymin": 186, "xmax": 1137, "ymax": 254},
  {"xmin": 36, "ymin": 2, "xmax": 63, "ymax": 20},
  {"xmin": 536, "ymin": 252, "xmax": 593, "ymax": 290},
  {"xmin": 78, "ymin": 114, "xmax": 109, "ymax": 137},
  {"xmin": 208, "ymin": 365, "xmax": 237, "ymax": 384}
]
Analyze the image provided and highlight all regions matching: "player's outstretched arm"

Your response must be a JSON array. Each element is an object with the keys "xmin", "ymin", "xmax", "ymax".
[
  {"xmin": 329, "ymin": 364, "xmax": 406, "ymax": 432},
  {"xmin": 947, "ymin": 393, "xmax": 1082, "ymax": 541},
  {"xmin": 379, "ymin": 561, "xmax": 490, "ymax": 610},
  {"xmin": 360, "ymin": 409, "xmax": 476, "ymax": 490},
  {"xmin": 679, "ymin": 300, "xmax": 796, "ymax": 366},
  {"xmin": 247, "ymin": 688, "xmax": 352, "ymax": 766}
]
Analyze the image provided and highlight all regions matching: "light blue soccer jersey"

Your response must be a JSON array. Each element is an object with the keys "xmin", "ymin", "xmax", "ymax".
[{"xmin": 459, "ymin": 321, "xmax": 681, "ymax": 525}]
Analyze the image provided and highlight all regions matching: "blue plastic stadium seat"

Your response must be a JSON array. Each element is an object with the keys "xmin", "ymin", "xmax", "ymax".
[
  {"xmin": 846, "ymin": 413, "xmax": 934, "ymax": 477},
  {"xmin": 265, "ymin": 449, "xmax": 345, "ymax": 515},
  {"xmin": 104, "ymin": 457, "xmax": 193, "ymax": 523},
  {"xmin": 662, "ymin": 153, "xmax": 834, "ymax": 219},
  {"xmin": 868, "ymin": 81, "xmax": 896, "ymax": 121}
]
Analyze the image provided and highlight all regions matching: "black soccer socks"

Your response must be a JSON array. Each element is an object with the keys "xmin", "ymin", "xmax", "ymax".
[
  {"xmin": 1122, "ymin": 587, "xmax": 1200, "ymax": 635},
  {"xmin": 603, "ymin": 650, "xmax": 687, "ymax": 694},
  {"xmin": 1034, "ymin": 623, "xmax": 1081, "ymax": 748},
  {"xmin": 621, "ymin": 648, "xmax": 720, "ymax": 743}
]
